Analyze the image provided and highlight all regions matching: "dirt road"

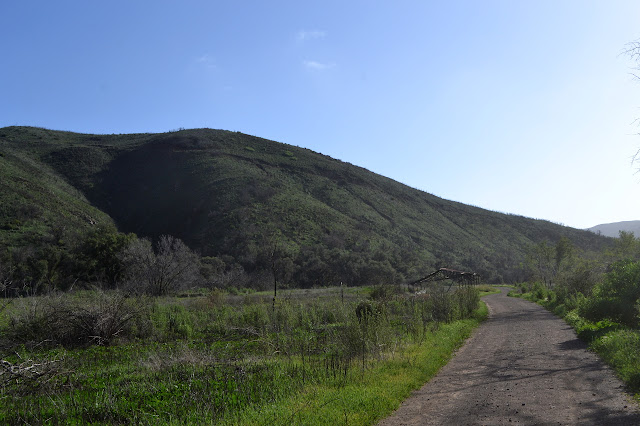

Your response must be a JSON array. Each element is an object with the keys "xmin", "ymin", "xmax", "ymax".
[{"xmin": 378, "ymin": 287, "xmax": 640, "ymax": 425}]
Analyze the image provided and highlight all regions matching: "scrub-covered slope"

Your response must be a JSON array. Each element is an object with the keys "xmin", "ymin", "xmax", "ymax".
[{"xmin": 0, "ymin": 126, "xmax": 610, "ymax": 285}]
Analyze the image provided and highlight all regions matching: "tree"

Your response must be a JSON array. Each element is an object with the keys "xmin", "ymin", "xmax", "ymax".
[
  {"xmin": 526, "ymin": 241, "xmax": 554, "ymax": 287},
  {"xmin": 256, "ymin": 233, "xmax": 295, "ymax": 303},
  {"xmin": 75, "ymin": 226, "xmax": 136, "ymax": 287},
  {"xmin": 624, "ymin": 40, "xmax": 640, "ymax": 79},
  {"xmin": 624, "ymin": 41, "xmax": 640, "ymax": 168},
  {"xmin": 526, "ymin": 237, "xmax": 574, "ymax": 288},
  {"xmin": 554, "ymin": 236, "xmax": 574, "ymax": 275},
  {"xmin": 119, "ymin": 235, "xmax": 200, "ymax": 296},
  {"xmin": 612, "ymin": 230, "xmax": 639, "ymax": 261}
]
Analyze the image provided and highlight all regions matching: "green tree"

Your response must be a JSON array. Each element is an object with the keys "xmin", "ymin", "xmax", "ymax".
[
  {"xmin": 526, "ymin": 237, "xmax": 574, "ymax": 288},
  {"xmin": 612, "ymin": 231, "xmax": 639, "ymax": 261},
  {"xmin": 76, "ymin": 226, "xmax": 136, "ymax": 287},
  {"xmin": 526, "ymin": 241, "xmax": 554, "ymax": 287},
  {"xmin": 580, "ymin": 260, "xmax": 640, "ymax": 327}
]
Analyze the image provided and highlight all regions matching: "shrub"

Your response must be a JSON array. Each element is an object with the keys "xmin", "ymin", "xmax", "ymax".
[
  {"xmin": 207, "ymin": 288, "xmax": 226, "ymax": 306},
  {"xmin": 3, "ymin": 291, "xmax": 150, "ymax": 349},
  {"xmin": 555, "ymin": 259, "xmax": 601, "ymax": 297},
  {"xmin": 579, "ymin": 260, "xmax": 640, "ymax": 327},
  {"xmin": 430, "ymin": 289, "xmax": 455, "ymax": 322},
  {"xmin": 532, "ymin": 282, "xmax": 547, "ymax": 300},
  {"xmin": 576, "ymin": 319, "xmax": 621, "ymax": 342},
  {"xmin": 454, "ymin": 286, "xmax": 480, "ymax": 318},
  {"xmin": 369, "ymin": 285, "xmax": 401, "ymax": 301},
  {"xmin": 590, "ymin": 329, "xmax": 640, "ymax": 392}
]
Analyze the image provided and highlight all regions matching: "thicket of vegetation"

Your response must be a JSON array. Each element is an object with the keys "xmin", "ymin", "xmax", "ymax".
[
  {"xmin": 0, "ymin": 126, "xmax": 610, "ymax": 295},
  {"xmin": 0, "ymin": 283, "xmax": 486, "ymax": 424},
  {"xmin": 514, "ymin": 231, "xmax": 640, "ymax": 399}
]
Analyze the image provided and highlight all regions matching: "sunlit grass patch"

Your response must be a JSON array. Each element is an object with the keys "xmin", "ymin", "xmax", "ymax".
[
  {"xmin": 591, "ymin": 329, "xmax": 640, "ymax": 395},
  {"xmin": 1, "ymin": 288, "xmax": 486, "ymax": 424},
  {"xmin": 223, "ymin": 303, "xmax": 488, "ymax": 425}
]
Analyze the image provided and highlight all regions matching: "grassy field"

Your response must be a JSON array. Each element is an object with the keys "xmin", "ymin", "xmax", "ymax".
[{"xmin": 0, "ymin": 285, "xmax": 488, "ymax": 424}]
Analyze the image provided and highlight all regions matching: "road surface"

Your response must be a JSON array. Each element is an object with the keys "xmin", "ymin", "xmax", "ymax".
[{"xmin": 378, "ymin": 287, "xmax": 640, "ymax": 425}]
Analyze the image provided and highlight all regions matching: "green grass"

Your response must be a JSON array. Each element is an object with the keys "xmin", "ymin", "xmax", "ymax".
[
  {"xmin": 476, "ymin": 284, "xmax": 501, "ymax": 296},
  {"xmin": 225, "ymin": 303, "xmax": 487, "ymax": 425},
  {"xmin": 590, "ymin": 329, "xmax": 640, "ymax": 398},
  {"xmin": 0, "ymin": 287, "xmax": 487, "ymax": 424}
]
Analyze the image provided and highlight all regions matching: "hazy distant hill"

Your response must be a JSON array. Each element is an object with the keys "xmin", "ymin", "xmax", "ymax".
[
  {"xmin": 0, "ymin": 126, "xmax": 611, "ymax": 285},
  {"xmin": 587, "ymin": 221, "xmax": 640, "ymax": 238}
]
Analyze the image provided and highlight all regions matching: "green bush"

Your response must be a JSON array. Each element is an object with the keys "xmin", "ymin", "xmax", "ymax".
[
  {"xmin": 590, "ymin": 329, "xmax": 640, "ymax": 391},
  {"xmin": 455, "ymin": 286, "xmax": 480, "ymax": 318},
  {"xmin": 579, "ymin": 260, "xmax": 640, "ymax": 327},
  {"xmin": 207, "ymin": 288, "xmax": 226, "ymax": 306},
  {"xmin": 369, "ymin": 284, "xmax": 401, "ymax": 301}
]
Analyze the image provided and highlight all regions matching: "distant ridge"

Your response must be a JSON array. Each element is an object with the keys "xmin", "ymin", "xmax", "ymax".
[{"xmin": 587, "ymin": 220, "xmax": 640, "ymax": 238}]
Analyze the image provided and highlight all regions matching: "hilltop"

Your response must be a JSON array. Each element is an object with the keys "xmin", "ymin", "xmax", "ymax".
[
  {"xmin": 587, "ymin": 220, "xmax": 640, "ymax": 238},
  {"xmin": 0, "ymin": 126, "xmax": 610, "ymax": 287}
]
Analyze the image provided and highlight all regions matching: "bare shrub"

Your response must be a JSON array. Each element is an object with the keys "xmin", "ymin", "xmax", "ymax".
[
  {"xmin": 4, "ymin": 291, "xmax": 150, "ymax": 349},
  {"xmin": 212, "ymin": 264, "xmax": 250, "ymax": 289},
  {"xmin": 0, "ymin": 355, "xmax": 67, "ymax": 395},
  {"xmin": 119, "ymin": 235, "xmax": 200, "ymax": 296},
  {"xmin": 57, "ymin": 291, "xmax": 151, "ymax": 346}
]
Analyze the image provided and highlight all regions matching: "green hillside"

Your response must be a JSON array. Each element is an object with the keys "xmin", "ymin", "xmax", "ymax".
[{"xmin": 0, "ymin": 126, "xmax": 611, "ymax": 287}]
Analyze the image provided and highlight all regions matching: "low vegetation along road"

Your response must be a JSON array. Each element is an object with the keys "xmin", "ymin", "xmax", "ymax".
[{"xmin": 379, "ymin": 287, "xmax": 640, "ymax": 425}]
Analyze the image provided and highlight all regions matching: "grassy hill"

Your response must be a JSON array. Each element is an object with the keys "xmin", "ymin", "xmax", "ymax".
[
  {"xmin": 0, "ymin": 126, "xmax": 611, "ymax": 286},
  {"xmin": 587, "ymin": 220, "xmax": 640, "ymax": 238}
]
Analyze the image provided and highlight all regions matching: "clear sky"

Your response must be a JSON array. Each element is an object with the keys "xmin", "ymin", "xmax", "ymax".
[{"xmin": 2, "ymin": 1, "xmax": 640, "ymax": 229}]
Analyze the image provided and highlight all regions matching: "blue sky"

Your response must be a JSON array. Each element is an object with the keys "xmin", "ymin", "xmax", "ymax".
[{"xmin": 2, "ymin": 1, "xmax": 640, "ymax": 229}]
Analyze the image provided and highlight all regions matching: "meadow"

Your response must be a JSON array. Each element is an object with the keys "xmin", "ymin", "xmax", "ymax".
[{"xmin": 0, "ymin": 284, "xmax": 489, "ymax": 425}]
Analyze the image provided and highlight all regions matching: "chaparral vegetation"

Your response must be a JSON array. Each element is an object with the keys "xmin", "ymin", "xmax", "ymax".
[{"xmin": 1, "ymin": 125, "xmax": 633, "ymax": 424}]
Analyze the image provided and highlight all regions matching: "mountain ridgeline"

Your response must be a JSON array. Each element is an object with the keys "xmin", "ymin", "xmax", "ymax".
[
  {"xmin": 0, "ymin": 126, "xmax": 610, "ymax": 288},
  {"xmin": 587, "ymin": 220, "xmax": 640, "ymax": 238}
]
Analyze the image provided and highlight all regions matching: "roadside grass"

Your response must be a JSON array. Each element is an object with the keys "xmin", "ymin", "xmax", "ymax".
[
  {"xmin": 0, "ymin": 287, "xmax": 488, "ymax": 424},
  {"xmin": 590, "ymin": 329, "xmax": 640, "ymax": 401},
  {"xmin": 509, "ymin": 288, "xmax": 640, "ymax": 402},
  {"xmin": 225, "ymin": 303, "xmax": 487, "ymax": 425},
  {"xmin": 477, "ymin": 284, "xmax": 501, "ymax": 296}
]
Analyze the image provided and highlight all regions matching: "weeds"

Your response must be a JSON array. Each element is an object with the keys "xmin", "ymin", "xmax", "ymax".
[
  {"xmin": 2, "ymin": 290, "xmax": 150, "ymax": 349},
  {"xmin": 0, "ymin": 284, "xmax": 482, "ymax": 424}
]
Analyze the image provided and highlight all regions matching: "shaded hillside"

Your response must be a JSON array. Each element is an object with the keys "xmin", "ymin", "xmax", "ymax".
[
  {"xmin": 0, "ymin": 126, "xmax": 611, "ymax": 285},
  {"xmin": 0, "ymin": 130, "xmax": 115, "ymax": 286},
  {"xmin": 587, "ymin": 220, "xmax": 640, "ymax": 238}
]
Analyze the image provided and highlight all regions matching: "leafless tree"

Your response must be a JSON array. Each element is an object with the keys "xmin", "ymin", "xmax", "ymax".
[
  {"xmin": 257, "ymin": 234, "xmax": 294, "ymax": 306},
  {"xmin": 624, "ymin": 41, "xmax": 640, "ymax": 78},
  {"xmin": 119, "ymin": 235, "xmax": 200, "ymax": 296},
  {"xmin": 624, "ymin": 41, "xmax": 640, "ymax": 168}
]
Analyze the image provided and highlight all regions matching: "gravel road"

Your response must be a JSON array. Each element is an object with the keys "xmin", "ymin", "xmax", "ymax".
[{"xmin": 378, "ymin": 287, "xmax": 640, "ymax": 425}]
